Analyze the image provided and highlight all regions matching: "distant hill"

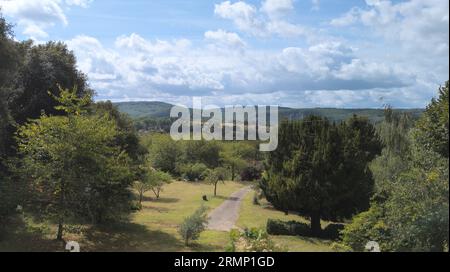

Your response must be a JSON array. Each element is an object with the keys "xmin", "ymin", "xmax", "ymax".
[
  {"xmin": 115, "ymin": 101, "xmax": 424, "ymax": 123},
  {"xmin": 115, "ymin": 101, "xmax": 173, "ymax": 118}
]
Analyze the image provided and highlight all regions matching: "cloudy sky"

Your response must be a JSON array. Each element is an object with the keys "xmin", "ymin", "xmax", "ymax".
[{"xmin": 1, "ymin": 0, "xmax": 448, "ymax": 108}]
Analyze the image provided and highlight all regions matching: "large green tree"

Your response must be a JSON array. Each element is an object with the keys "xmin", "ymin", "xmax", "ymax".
[
  {"xmin": 261, "ymin": 116, "xmax": 381, "ymax": 234},
  {"xmin": 9, "ymin": 42, "xmax": 93, "ymax": 124},
  {"xmin": 17, "ymin": 88, "xmax": 135, "ymax": 240}
]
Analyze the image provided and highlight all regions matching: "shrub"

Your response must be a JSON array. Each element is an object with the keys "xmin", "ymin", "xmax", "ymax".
[
  {"xmin": 228, "ymin": 228, "xmax": 281, "ymax": 252},
  {"xmin": 179, "ymin": 163, "xmax": 209, "ymax": 181},
  {"xmin": 240, "ymin": 164, "xmax": 263, "ymax": 181},
  {"xmin": 179, "ymin": 205, "xmax": 209, "ymax": 246},
  {"xmin": 266, "ymin": 219, "xmax": 311, "ymax": 237}
]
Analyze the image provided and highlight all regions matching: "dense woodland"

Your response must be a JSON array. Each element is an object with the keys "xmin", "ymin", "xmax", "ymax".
[{"xmin": 1, "ymin": 13, "xmax": 449, "ymax": 252}]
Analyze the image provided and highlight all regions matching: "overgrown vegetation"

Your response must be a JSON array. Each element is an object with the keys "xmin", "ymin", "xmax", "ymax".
[{"xmin": 339, "ymin": 84, "xmax": 449, "ymax": 252}]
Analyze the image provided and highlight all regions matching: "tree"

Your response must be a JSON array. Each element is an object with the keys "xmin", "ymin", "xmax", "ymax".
[
  {"xmin": 135, "ymin": 165, "xmax": 172, "ymax": 204},
  {"xmin": 148, "ymin": 134, "xmax": 182, "ymax": 174},
  {"xmin": 341, "ymin": 88, "xmax": 449, "ymax": 251},
  {"xmin": 220, "ymin": 142, "xmax": 255, "ymax": 181},
  {"xmin": 179, "ymin": 205, "xmax": 209, "ymax": 246},
  {"xmin": 206, "ymin": 167, "xmax": 228, "ymax": 196},
  {"xmin": 414, "ymin": 81, "xmax": 449, "ymax": 158},
  {"xmin": 91, "ymin": 101, "xmax": 147, "ymax": 162},
  {"xmin": 261, "ymin": 116, "xmax": 381, "ymax": 235},
  {"xmin": 9, "ymin": 41, "xmax": 93, "ymax": 124},
  {"xmin": 184, "ymin": 140, "xmax": 221, "ymax": 168},
  {"xmin": 17, "ymin": 87, "xmax": 134, "ymax": 240}
]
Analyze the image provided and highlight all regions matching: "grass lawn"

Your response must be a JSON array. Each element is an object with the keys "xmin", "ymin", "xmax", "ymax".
[
  {"xmin": 237, "ymin": 189, "xmax": 334, "ymax": 252},
  {"xmin": 0, "ymin": 180, "xmax": 247, "ymax": 252}
]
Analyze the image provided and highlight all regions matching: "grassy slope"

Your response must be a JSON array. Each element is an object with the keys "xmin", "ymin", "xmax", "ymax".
[
  {"xmin": 237, "ymin": 189, "xmax": 333, "ymax": 252},
  {"xmin": 0, "ymin": 181, "xmax": 246, "ymax": 252}
]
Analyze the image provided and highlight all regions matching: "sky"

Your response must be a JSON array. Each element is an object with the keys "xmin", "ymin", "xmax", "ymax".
[{"xmin": 0, "ymin": 0, "xmax": 448, "ymax": 108}]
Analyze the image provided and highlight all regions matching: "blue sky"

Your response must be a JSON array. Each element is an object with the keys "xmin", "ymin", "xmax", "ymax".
[{"xmin": 1, "ymin": 0, "xmax": 448, "ymax": 108}]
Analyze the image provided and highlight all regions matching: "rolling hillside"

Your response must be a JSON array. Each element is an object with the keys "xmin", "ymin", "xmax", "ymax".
[{"xmin": 115, "ymin": 101, "xmax": 424, "ymax": 123}]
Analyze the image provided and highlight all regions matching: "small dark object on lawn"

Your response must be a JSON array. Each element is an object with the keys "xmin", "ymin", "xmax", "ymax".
[{"xmin": 202, "ymin": 195, "xmax": 208, "ymax": 201}]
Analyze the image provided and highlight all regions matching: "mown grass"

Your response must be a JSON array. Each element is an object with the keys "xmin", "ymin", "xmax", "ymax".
[
  {"xmin": 0, "ymin": 181, "xmax": 247, "ymax": 252},
  {"xmin": 236, "ymin": 189, "xmax": 334, "ymax": 252}
]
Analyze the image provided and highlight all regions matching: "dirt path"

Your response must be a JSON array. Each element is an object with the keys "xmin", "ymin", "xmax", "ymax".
[{"xmin": 207, "ymin": 186, "xmax": 252, "ymax": 231}]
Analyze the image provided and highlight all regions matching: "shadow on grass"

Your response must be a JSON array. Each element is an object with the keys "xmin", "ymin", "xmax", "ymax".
[
  {"xmin": 141, "ymin": 205, "xmax": 171, "ymax": 213},
  {"xmin": 82, "ymin": 222, "xmax": 184, "ymax": 252},
  {"xmin": 0, "ymin": 215, "xmax": 63, "ymax": 252},
  {"xmin": 188, "ymin": 241, "xmax": 225, "ymax": 252},
  {"xmin": 140, "ymin": 196, "xmax": 180, "ymax": 203}
]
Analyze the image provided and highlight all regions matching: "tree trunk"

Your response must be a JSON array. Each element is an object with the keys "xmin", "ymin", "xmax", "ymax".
[
  {"xmin": 231, "ymin": 164, "xmax": 235, "ymax": 181},
  {"xmin": 310, "ymin": 212, "xmax": 322, "ymax": 236},
  {"xmin": 56, "ymin": 220, "xmax": 64, "ymax": 241},
  {"xmin": 214, "ymin": 182, "xmax": 217, "ymax": 196},
  {"xmin": 139, "ymin": 191, "xmax": 143, "ymax": 205},
  {"xmin": 57, "ymin": 180, "xmax": 65, "ymax": 240}
]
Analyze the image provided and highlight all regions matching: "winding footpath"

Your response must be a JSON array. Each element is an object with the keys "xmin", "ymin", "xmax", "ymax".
[{"xmin": 207, "ymin": 186, "xmax": 252, "ymax": 231}]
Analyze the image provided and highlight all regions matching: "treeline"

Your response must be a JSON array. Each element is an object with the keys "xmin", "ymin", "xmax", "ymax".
[
  {"xmin": 339, "ymin": 84, "xmax": 449, "ymax": 252},
  {"xmin": 141, "ymin": 133, "xmax": 263, "ymax": 184},
  {"xmin": 0, "ymin": 13, "xmax": 147, "ymax": 240}
]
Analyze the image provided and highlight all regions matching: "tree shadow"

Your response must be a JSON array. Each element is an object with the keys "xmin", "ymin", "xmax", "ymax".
[
  {"xmin": 154, "ymin": 197, "xmax": 179, "ymax": 204},
  {"xmin": 0, "ymin": 215, "xmax": 63, "ymax": 252},
  {"xmin": 82, "ymin": 222, "xmax": 184, "ymax": 252},
  {"xmin": 141, "ymin": 205, "xmax": 171, "ymax": 213},
  {"xmin": 140, "ymin": 196, "xmax": 179, "ymax": 203}
]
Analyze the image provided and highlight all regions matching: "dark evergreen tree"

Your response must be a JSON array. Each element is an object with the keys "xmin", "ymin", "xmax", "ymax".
[{"xmin": 261, "ymin": 116, "xmax": 381, "ymax": 234}]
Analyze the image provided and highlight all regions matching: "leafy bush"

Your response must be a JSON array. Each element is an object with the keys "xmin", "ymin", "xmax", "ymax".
[
  {"xmin": 266, "ymin": 219, "xmax": 312, "ymax": 237},
  {"xmin": 240, "ymin": 164, "xmax": 262, "ymax": 181},
  {"xmin": 178, "ymin": 163, "xmax": 209, "ymax": 181},
  {"xmin": 228, "ymin": 228, "xmax": 281, "ymax": 252},
  {"xmin": 179, "ymin": 205, "xmax": 209, "ymax": 246}
]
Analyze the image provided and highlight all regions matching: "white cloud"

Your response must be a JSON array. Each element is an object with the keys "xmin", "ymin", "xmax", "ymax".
[
  {"xmin": 205, "ymin": 29, "xmax": 246, "ymax": 48},
  {"xmin": 214, "ymin": 0, "xmax": 304, "ymax": 38},
  {"xmin": 261, "ymin": 0, "xmax": 294, "ymax": 18},
  {"xmin": 65, "ymin": 32, "xmax": 418, "ymax": 108},
  {"xmin": 65, "ymin": 0, "xmax": 92, "ymax": 8},
  {"xmin": 330, "ymin": 7, "xmax": 360, "ymax": 27},
  {"xmin": 0, "ymin": 0, "xmax": 92, "ymax": 40}
]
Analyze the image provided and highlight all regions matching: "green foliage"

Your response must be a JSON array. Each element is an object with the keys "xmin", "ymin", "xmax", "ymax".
[
  {"xmin": 178, "ymin": 163, "xmax": 209, "ymax": 181},
  {"xmin": 261, "ymin": 115, "xmax": 381, "ymax": 234},
  {"xmin": 228, "ymin": 228, "xmax": 281, "ymax": 252},
  {"xmin": 135, "ymin": 163, "xmax": 172, "ymax": 202},
  {"xmin": 341, "ymin": 86, "xmax": 450, "ymax": 252},
  {"xmin": 266, "ymin": 219, "xmax": 344, "ymax": 240},
  {"xmin": 414, "ymin": 81, "xmax": 449, "ymax": 158},
  {"xmin": 205, "ymin": 167, "xmax": 228, "ymax": 196},
  {"xmin": 184, "ymin": 140, "xmax": 221, "ymax": 168},
  {"xmin": 178, "ymin": 205, "xmax": 209, "ymax": 246},
  {"xmin": 146, "ymin": 133, "xmax": 183, "ymax": 174},
  {"xmin": 267, "ymin": 219, "xmax": 311, "ymax": 237},
  {"xmin": 9, "ymin": 41, "xmax": 93, "ymax": 124},
  {"xmin": 16, "ymin": 89, "xmax": 135, "ymax": 239},
  {"xmin": 92, "ymin": 101, "xmax": 147, "ymax": 162},
  {"xmin": 240, "ymin": 163, "xmax": 263, "ymax": 181}
]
